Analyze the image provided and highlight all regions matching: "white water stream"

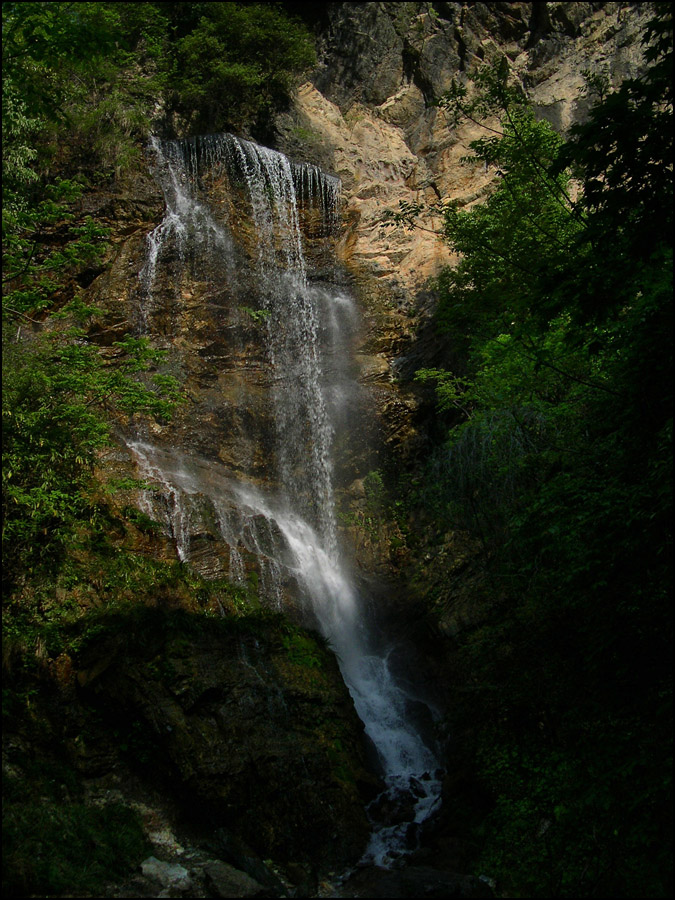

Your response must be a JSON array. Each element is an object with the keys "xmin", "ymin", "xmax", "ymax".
[{"xmin": 133, "ymin": 134, "xmax": 442, "ymax": 866}]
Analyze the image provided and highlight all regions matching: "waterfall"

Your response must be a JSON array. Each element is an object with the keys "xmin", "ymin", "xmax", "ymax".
[{"xmin": 133, "ymin": 133, "xmax": 442, "ymax": 866}]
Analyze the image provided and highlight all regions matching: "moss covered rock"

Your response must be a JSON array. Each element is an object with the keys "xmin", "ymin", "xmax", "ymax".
[{"xmin": 3, "ymin": 607, "xmax": 377, "ymax": 886}]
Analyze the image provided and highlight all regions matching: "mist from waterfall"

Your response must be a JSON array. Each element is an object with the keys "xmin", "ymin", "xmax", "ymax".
[{"xmin": 134, "ymin": 133, "xmax": 442, "ymax": 866}]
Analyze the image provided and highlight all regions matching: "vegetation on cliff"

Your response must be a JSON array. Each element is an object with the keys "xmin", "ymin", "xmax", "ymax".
[
  {"xmin": 388, "ymin": 7, "xmax": 672, "ymax": 896},
  {"xmin": 3, "ymin": 5, "xmax": 368, "ymax": 896},
  {"xmin": 2, "ymin": 0, "xmax": 315, "ymax": 600},
  {"xmin": 2, "ymin": 2, "xmax": 672, "ymax": 898}
]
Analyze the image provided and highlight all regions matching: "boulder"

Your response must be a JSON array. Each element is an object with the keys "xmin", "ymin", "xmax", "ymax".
[
  {"xmin": 202, "ymin": 860, "xmax": 267, "ymax": 898},
  {"xmin": 140, "ymin": 856, "xmax": 191, "ymax": 892}
]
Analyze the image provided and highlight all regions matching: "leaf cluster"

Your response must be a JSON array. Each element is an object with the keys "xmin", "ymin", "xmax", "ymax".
[
  {"xmin": 2, "ymin": 2, "xmax": 169, "ymax": 189},
  {"xmin": 2, "ymin": 317, "xmax": 181, "ymax": 592},
  {"xmin": 167, "ymin": 2, "xmax": 316, "ymax": 135}
]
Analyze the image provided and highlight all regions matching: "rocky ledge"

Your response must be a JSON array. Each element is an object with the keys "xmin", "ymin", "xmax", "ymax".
[{"xmin": 3, "ymin": 607, "xmax": 379, "ymax": 895}]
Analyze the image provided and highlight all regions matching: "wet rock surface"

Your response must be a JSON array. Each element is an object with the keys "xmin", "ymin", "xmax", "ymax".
[
  {"xmin": 3, "ymin": 610, "xmax": 377, "ymax": 887},
  {"xmin": 334, "ymin": 865, "xmax": 494, "ymax": 898}
]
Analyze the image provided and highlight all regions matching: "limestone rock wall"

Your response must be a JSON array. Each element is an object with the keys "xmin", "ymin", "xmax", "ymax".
[
  {"xmin": 274, "ymin": 1, "xmax": 651, "ymax": 469},
  {"xmin": 279, "ymin": 2, "xmax": 648, "ymax": 300},
  {"xmin": 81, "ymin": 3, "xmax": 652, "ymax": 601}
]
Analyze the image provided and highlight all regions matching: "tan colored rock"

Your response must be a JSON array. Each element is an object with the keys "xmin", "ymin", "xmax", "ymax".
[
  {"xmin": 278, "ymin": 2, "xmax": 652, "ymax": 310},
  {"xmin": 283, "ymin": 82, "xmax": 454, "ymax": 301}
]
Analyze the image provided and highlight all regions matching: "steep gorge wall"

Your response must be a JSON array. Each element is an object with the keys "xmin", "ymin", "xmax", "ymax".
[
  {"xmin": 274, "ymin": 1, "xmax": 650, "ymax": 472},
  {"xmin": 71, "ymin": 3, "xmax": 655, "ymax": 713},
  {"xmin": 84, "ymin": 3, "xmax": 650, "ymax": 593}
]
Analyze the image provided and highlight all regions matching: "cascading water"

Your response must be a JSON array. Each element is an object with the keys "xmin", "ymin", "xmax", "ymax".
[{"xmin": 133, "ymin": 133, "xmax": 442, "ymax": 867}]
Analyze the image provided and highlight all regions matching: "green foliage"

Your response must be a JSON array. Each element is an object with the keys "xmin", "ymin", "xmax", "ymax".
[
  {"xmin": 415, "ymin": 320, "xmax": 603, "ymax": 550},
  {"xmin": 3, "ymin": 180, "xmax": 109, "ymax": 321},
  {"xmin": 2, "ymin": 2, "xmax": 121, "ymax": 118},
  {"xmin": 240, "ymin": 305, "xmax": 272, "ymax": 324},
  {"xmin": 2, "ymin": 320, "xmax": 181, "ymax": 592},
  {"xmin": 2, "ymin": 2, "xmax": 167, "ymax": 187},
  {"xmin": 2, "ymin": 6, "xmax": 183, "ymax": 592},
  {"xmin": 121, "ymin": 505, "xmax": 163, "ymax": 534},
  {"xmin": 3, "ymin": 752, "xmax": 148, "ymax": 897},
  {"xmin": 437, "ymin": 111, "xmax": 583, "ymax": 351},
  {"xmin": 474, "ymin": 725, "xmax": 671, "ymax": 899},
  {"xmin": 2, "ymin": 1, "xmax": 316, "ymax": 193},
  {"xmin": 1, "ymin": 515, "xmax": 270, "ymax": 656},
  {"xmin": 167, "ymin": 2, "xmax": 315, "ymax": 133},
  {"xmin": 402, "ymin": 11, "xmax": 672, "ymax": 896},
  {"xmin": 338, "ymin": 469, "xmax": 394, "ymax": 541},
  {"xmin": 282, "ymin": 628, "xmax": 324, "ymax": 670},
  {"xmin": 556, "ymin": 7, "xmax": 673, "ymax": 304}
]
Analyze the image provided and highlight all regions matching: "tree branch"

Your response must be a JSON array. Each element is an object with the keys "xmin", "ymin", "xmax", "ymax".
[
  {"xmin": 2, "ymin": 305, "xmax": 44, "ymax": 325},
  {"xmin": 516, "ymin": 335, "xmax": 623, "ymax": 397}
]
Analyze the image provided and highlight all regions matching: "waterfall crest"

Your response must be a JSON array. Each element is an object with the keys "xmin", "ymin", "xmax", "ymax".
[{"xmin": 133, "ymin": 133, "xmax": 442, "ymax": 866}]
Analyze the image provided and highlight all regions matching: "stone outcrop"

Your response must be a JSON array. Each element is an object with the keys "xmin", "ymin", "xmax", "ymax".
[
  {"xmin": 3, "ymin": 609, "xmax": 376, "ymax": 881},
  {"xmin": 78, "ymin": 615, "xmax": 375, "ymax": 869},
  {"xmin": 278, "ymin": 2, "xmax": 649, "ymax": 301}
]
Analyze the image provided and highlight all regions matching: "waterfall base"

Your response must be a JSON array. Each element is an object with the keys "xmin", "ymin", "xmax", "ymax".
[{"xmin": 332, "ymin": 865, "xmax": 495, "ymax": 898}]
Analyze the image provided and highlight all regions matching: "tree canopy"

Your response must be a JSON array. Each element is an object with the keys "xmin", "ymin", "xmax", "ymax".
[{"xmin": 394, "ymin": 5, "xmax": 672, "ymax": 895}]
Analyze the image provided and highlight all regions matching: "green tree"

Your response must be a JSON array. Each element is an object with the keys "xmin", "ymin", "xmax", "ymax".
[
  {"xmin": 2, "ymin": 307, "xmax": 181, "ymax": 595},
  {"xmin": 397, "ymin": 7, "xmax": 672, "ymax": 895},
  {"xmin": 1, "ymin": 2, "xmax": 181, "ymax": 597},
  {"xmin": 2, "ymin": 2, "xmax": 167, "ymax": 183},
  {"xmin": 168, "ymin": 2, "xmax": 316, "ymax": 134}
]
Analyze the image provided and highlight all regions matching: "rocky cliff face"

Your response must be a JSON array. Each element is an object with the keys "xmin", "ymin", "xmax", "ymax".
[
  {"xmin": 280, "ymin": 2, "xmax": 648, "ymax": 297},
  {"xmin": 82, "ymin": 3, "xmax": 651, "ymax": 595},
  {"xmin": 274, "ymin": 1, "xmax": 650, "ymax": 471}
]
